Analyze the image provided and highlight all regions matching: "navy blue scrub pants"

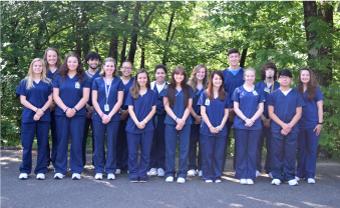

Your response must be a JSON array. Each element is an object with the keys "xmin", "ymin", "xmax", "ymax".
[
  {"xmin": 46, "ymin": 110, "xmax": 58, "ymax": 167},
  {"xmin": 200, "ymin": 134, "xmax": 226, "ymax": 181},
  {"xmin": 234, "ymin": 129, "xmax": 261, "ymax": 180},
  {"xmin": 92, "ymin": 120, "xmax": 120, "ymax": 174},
  {"xmin": 271, "ymin": 133, "xmax": 298, "ymax": 181},
  {"xmin": 127, "ymin": 131, "xmax": 153, "ymax": 180},
  {"xmin": 150, "ymin": 114, "xmax": 166, "ymax": 170},
  {"xmin": 256, "ymin": 126, "xmax": 272, "ymax": 173},
  {"xmin": 55, "ymin": 116, "xmax": 85, "ymax": 175},
  {"xmin": 188, "ymin": 124, "xmax": 202, "ymax": 171},
  {"xmin": 116, "ymin": 119, "xmax": 129, "ymax": 171},
  {"xmin": 82, "ymin": 116, "xmax": 96, "ymax": 167},
  {"xmin": 223, "ymin": 120, "xmax": 232, "ymax": 171},
  {"xmin": 296, "ymin": 130, "xmax": 320, "ymax": 179},
  {"xmin": 165, "ymin": 124, "xmax": 191, "ymax": 179},
  {"xmin": 20, "ymin": 121, "xmax": 49, "ymax": 174}
]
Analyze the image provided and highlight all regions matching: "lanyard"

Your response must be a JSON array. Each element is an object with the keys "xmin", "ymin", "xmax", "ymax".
[
  {"xmin": 104, "ymin": 78, "xmax": 113, "ymax": 104},
  {"xmin": 264, "ymin": 81, "xmax": 274, "ymax": 94}
]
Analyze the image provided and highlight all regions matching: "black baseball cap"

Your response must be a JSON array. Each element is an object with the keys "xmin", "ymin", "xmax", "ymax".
[{"xmin": 278, "ymin": 69, "xmax": 292, "ymax": 78}]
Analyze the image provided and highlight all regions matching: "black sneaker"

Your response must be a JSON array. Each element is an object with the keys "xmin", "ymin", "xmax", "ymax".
[
  {"xmin": 130, "ymin": 178, "xmax": 138, "ymax": 183},
  {"xmin": 139, "ymin": 178, "xmax": 147, "ymax": 183}
]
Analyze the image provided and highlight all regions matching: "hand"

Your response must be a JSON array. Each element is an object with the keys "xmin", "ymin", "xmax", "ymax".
[
  {"xmin": 86, "ymin": 106, "xmax": 94, "ymax": 118},
  {"xmin": 175, "ymin": 123, "xmax": 184, "ymax": 131},
  {"xmin": 33, "ymin": 114, "xmax": 40, "ymax": 121},
  {"xmin": 281, "ymin": 129, "xmax": 288, "ymax": 136},
  {"xmin": 50, "ymin": 103, "xmax": 55, "ymax": 112},
  {"xmin": 245, "ymin": 118, "xmax": 254, "ymax": 127},
  {"xmin": 120, "ymin": 109, "xmax": 128, "ymax": 120},
  {"xmin": 229, "ymin": 109, "xmax": 236, "ymax": 122},
  {"xmin": 263, "ymin": 118, "xmax": 271, "ymax": 128},
  {"xmin": 281, "ymin": 123, "xmax": 292, "ymax": 133},
  {"xmin": 314, "ymin": 124, "xmax": 322, "ymax": 136},
  {"xmin": 176, "ymin": 118, "xmax": 185, "ymax": 126},
  {"xmin": 36, "ymin": 109, "xmax": 44, "ymax": 117},
  {"xmin": 66, "ymin": 108, "xmax": 76, "ymax": 118},
  {"xmin": 209, "ymin": 126, "xmax": 218, "ymax": 134},
  {"xmin": 194, "ymin": 116, "xmax": 202, "ymax": 125},
  {"xmin": 215, "ymin": 126, "xmax": 221, "ymax": 134},
  {"xmin": 102, "ymin": 114, "xmax": 111, "ymax": 124},
  {"xmin": 137, "ymin": 121, "xmax": 146, "ymax": 129}
]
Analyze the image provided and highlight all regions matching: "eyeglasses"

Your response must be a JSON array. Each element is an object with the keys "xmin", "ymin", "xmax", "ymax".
[{"xmin": 121, "ymin": 67, "xmax": 132, "ymax": 70}]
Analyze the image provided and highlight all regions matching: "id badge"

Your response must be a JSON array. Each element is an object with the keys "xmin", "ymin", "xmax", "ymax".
[
  {"xmin": 264, "ymin": 88, "xmax": 270, "ymax": 93},
  {"xmin": 104, "ymin": 104, "xmax": 110, "ymax": 111},
  {"xmin": 205, "ymin": 99, "xmax": 210, "ymax": 106},
  {"xmin": 75, "ymin": 82, "xmax": 80, "ymax": 89},
  {"xmin": 252, "ymin": 90, "xmax": 258, "ymax": 96}
]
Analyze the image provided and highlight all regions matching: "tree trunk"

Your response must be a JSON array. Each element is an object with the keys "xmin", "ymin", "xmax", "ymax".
[
  {"xmin": 240, "ymin": 48, "xmax": 248, "ymax": 68},
  {"xmin": 128, "ymin": 2, "xmax": 142, "ymax": 65},
  {"xmin": 108, "ymin": 36, "xmax": 118, "ymax": 61},
  {"xmin": 162, "ymin": 9, "xmax": 176, "ymax": 65},
  {"xmin": 140, "ymin": 45, "xmax": 145, "ymax": 69},
  {"xmin": 120, "ymin": 37, "xmax": 127, "ymax": 65}
]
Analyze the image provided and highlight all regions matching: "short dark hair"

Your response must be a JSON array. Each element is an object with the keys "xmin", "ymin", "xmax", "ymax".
[
  {"xmin": 85, "ymin": 51, "xmax": 101, "ymax": 62},
  {"xmin": 260, "ymin": 61, "xmax": 278, "ymax": 81},
  {"xmin": 154, "ymin": 65, "xmax": 167, "ymax": 75},
  {"xmin": 278, "ymin": 69, "xmax": 293, "ymax": 78},
  {"xmin": 228, "ymin": 48, "xmax": 240, "ymax": 56},
  {"xmin": 121, "ymin": 60, "xmax": 133, "ymax": 67}
]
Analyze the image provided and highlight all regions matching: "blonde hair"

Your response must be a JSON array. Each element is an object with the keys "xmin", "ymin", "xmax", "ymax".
[
  {"xmin": 188, "ymin": 64, "xmax": 208, "ymax": 92},
  {"xmin": 24, "ymin": 58, "xmax": 52, "ymax": 90},
  {"xmin": 99, "ymin": 57, "xmax": 118, "ymax": 77},
  {"xmin": 243, "ymin": 68, "xmax": 256, "ymax": 77}
]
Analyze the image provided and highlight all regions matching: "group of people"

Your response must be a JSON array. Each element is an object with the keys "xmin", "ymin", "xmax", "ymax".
[{"xmin": 16, "ymin": 48, "xmax": 323, "ymax": 186}]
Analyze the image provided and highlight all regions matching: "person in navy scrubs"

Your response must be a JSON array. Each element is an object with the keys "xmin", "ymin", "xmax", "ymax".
[
  {"xmin": 255, "ymin": 62, "xmax": 280, "ymax": 178},
  {"xmin": 126, "ymin": 69, "xmax": 157, "ymax": 182},
  {"xmin": 43, "ymin": 47, "xmax": 62, "ymax": 169},
  {"xmin": 161, "ymin": 66, "xmax": 194, "ymax": 184},
  {"xmin": 82, "ymin": 52, "xmax": 102, "ymax": 167},
  {"xmin": 52, "ymin": 53, "xmax": 90, "ymax": 180},
  {"xmin": 199, "ymin": 71, "xmax": 230, "ymax": 183},
  {"xmin": 92, "ymin": 57, "xmax": 124, "ymax": 180},
  {"xmin": 187, "ymin": 64, "xmax": 208, "ymax": 177},
  {"xmin": 16, "ymin": 58, "xmax": 53, "ymax": 180},
  {"xmin": 232, "ymin": 68, "xmax": 265, "ymax": 185},
  {"xmin": 149, "ymin": 65, "xmax": 168, "ymax": 177},
  {"xmin": 295, "ymin": 67, "xmax": 323, "ymax": 184},
  {"xmin": 267, "ymin": 69, "xmax": 305, "ymax": 186},
  {"xmin": 221, "ymin": 48, "xmax": 244, "ymax": 170},
  {"xmin": 116, "ymin": 61, "xmax": 134, "ymax": 175}
]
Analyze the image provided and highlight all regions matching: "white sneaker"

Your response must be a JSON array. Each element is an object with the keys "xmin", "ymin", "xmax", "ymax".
[
  {"xmin": 149, "ymin": 168, "xmax": 157, "ymax": 176},
  {"xmin": 215, "ymin": 179, "xmax": 221, "ymax": 183},
  {"xmin": 205, "ymin": 180, "xmax": 213, "ymax": 183},
  {"xmin": 256, "ymin": 170, "xmax": 261, "ymax": 178},
  {"xmin": 198, "ymin": 170, "xmax": 203, "ymax": 177},
  {"xmin": 188, "ymin": 169, "xmax": 196, "ymax": 177},
  {"xmin": 308, "ymin": 178, "xmax": 316, "ymax": 184},
  {"xmin": 240, "ymin": 179, "xmax": 247, "ymax": 185},
  {"xmin": 115, "ymin": 169, "xmax": 121, "ymax": 175},
  {"xmin": 177, "ymin": 177, "xmax": 186, "ymax": 183},
  {"xmin": 295, "ymin": 176, "xmax": 300, "ymax": 181},
  {"xmin": 247, "ymin": 179, "xmax": 254, "ymax": 185},
  {"xmin": 165, "ymin": 176, "xmax": 174, "ymax": 182},
  {"xmin": 36, "ymin": 173, "xmax": 45, "ymax": 180},
  {"xmin": 268, "ymin": 172, "xmax": 273, "ymax": 179},
  {"xmin": 95, "ymin": 173, "xmax": 103, "ymax": 180},
  {"xmin": 107, "ymin": 173, "xmax": 115, "ymax": 180},
  {"xmin": 19, "ymin": 173, "xmax": 28, "ymax": 180},
  {"xmin": 54, "ymin": 173, "xmax": 63, "ymax": 179},
  {"xmin": 271, "ymin": 179, "xmax": 281, "ymax": 185},
  {"xmin": 288, "ymin": 179, "xmax": 298, "ymax": 186},
  {"xmin": 71, "ymin": 173, "xmax": 81, "ymax": 180},
  {"xmin": 157, "ymin": 168, "xmax": 165, "ymax": 177}
]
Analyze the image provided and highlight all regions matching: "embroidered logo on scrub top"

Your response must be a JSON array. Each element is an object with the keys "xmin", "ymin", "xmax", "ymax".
[
  {"xmin": 75, "ymin": 82, "xmax": 80, "ymax": 89},
  {"xmin": 252, "ymin": 90, "xmax": 258, "ymax": 96},
  {"xmin": 205, "ymin": 99, "xmax": 210, "ymax": 106}
]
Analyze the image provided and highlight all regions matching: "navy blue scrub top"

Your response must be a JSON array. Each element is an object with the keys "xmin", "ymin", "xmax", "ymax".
[
  {"xmin": 161, "ymin": 86, "xmax": 195, "ymax": 126},
  {"xmin": 232, "ymin": 85, "xmax": 266, "ymax": 130},
  {"xmin": 16, "ymin": 79, "xmax": 52, "ymax": 123},
  {"xmin": 191, "ymin": 87, "xmax": 204, "ymax": 123},
  {"xmin": 46, "ymin": 68, "xmax": 58, "ymax": 80},
  {"xmin": 92, "ymin": 77, "xmax": 124, "ymax": 122},
  {"xmin": 52, "ymin": 74, "xmax": 90, "ymax": 116},
  {"xmin": 119, "ymin": 77, "xmax": 134, "ymax": 110},
  {"xmin": 125, "ymin": 90, "xmax": 157, "ymax": 134},
  {"xmin": 255, "ymin": 81, "xmax": 280, "ymax": 119},
  {"xmin": 297, "ymin": 87, "xmax": 324, "ymax": 130},
  {"xmin": 267, "ymin": 88, "xmax": 305, "ymax": 134},
  {"xmin": 198, "ymin": 91, "xmax": 231, "ymax": 137},
  {"xmin": 222, "ymin": 67, "xmax": 244, "ymax": 108},
  {"xmin": 152, "ymin": 81, "xmax": 168, "ymax": 115},
  {"xmin": 86, "ymin": 71, "xmax": 101, "ymax": 106}
]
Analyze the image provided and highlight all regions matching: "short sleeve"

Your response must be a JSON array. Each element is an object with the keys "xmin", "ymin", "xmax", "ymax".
[
  {"xmin": 52, "ymin": 75, "xmax": 60, "ymax": 88},
  {"xmin": 267, "ymin": 93, "xmax": 274, "ymax": 106},
  {"xmin": 231, "ymin": 88, "xmax": 240, "ymax": 103},
  {"xmin": 316, "ymin": 87, "xmax": 324, "ymax": 102},
  {"xmin": 152, "ymin": 91, "xmax": 157, "ymax": 106},
  {"xmin": 82, "ymin": 77, "xmax": 91, "ymax": 88},
  {"xmin": 296, "ymin": 92, "xmax": 306, "ymax": 108},
  {"xmin": 49, "ymin": 83, "xmax": 53, "ymax": 93},
  {"xmin": 118, "ymin": 80, "xmax": 124, "ymax": 91},
  {"xmin": 160, "ymin": 87, "xmax": 168, "ymax": 97},
  {"xmin": 15, "ymin": 80, "xmax": 27, "ymax": 96},
  {"xmin": 189, "ymin": 87, "xmax": 195, "ymax": 99},
  {"xmin": 92, "ymin": 78, "xmax": 99, "ymax": 91},
  {"xmin": 125, "ymin": 92, "xmax": 134, "ymax": 106},
  {"xmin": 197, "ymin": 91, "xmax": 207, "ymax": 106},
  {"xmin": 259, "ymin": 91, "xmax": 266, "ymax": 103},
  {"xmin": 225, "ymin": 95, "xmax": 232, "ymax": 108}
]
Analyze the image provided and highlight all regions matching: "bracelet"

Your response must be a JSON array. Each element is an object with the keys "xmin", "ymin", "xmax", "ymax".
[
  {"xmin": 63, "ymin": 107, "xmax": 68, "ymax": 112},
  {"xmin": 100, "ymin": 113, "xmax": 104, "ymax": 118},
  {"xmin": 175, "ymin": 117, "xmax": 178, "ymax": 121},
  {"xmin": 73, "ymin": 107, "xmax": 78, "ymax": 112},
  {"xmin": 244, "ymin": 118, "xmax": 247, "ymax": 121},
  {"xmin": 218, "ymin": 126, "xmax": 222, "ymax": 131},
  {"xmin": 143, "ymin": 120, "xmax": 148, "ymax": 124},
  {"xmin": 318, "ymin": 122, "xmax": 323, "ymax": 125}
]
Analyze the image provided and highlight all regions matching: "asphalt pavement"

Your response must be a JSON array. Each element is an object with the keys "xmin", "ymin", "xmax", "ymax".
[{"xmin": 1, "ymin": 149, "xmax": 340, "ymax": 208}]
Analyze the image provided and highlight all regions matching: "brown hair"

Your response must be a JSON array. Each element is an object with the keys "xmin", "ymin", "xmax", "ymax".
[
  {"xmin": 129, "ymin": 69, "xmax": 151, "ymax": 100},
  {"xmin": 100, "ymin": 57, "xmax": 118, "ymax": 77},
  {"xmin": 260, "ymin": 61, "xmax": 277, "ymax": 81},
  {"xmin": 206, "ymin": 70, "xmax": 226, "ymax": 102},
  {"xmin": 188, "ymin": 64, "xmax": 208, "ymax": 93},
  {"xmin": 43, "ymin": 47, "xmax": 62, "ymax": 70},
  {"xmin": 166, "ymin": 66, "xmax": 190, "ymax": 108},
  {"xmin": 55, "ymin": 53, "xmax": 86, "ymax": 84},
  {"xmin": 296, "ymin": 67, "xmax": 318, "ymax": 101}
]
